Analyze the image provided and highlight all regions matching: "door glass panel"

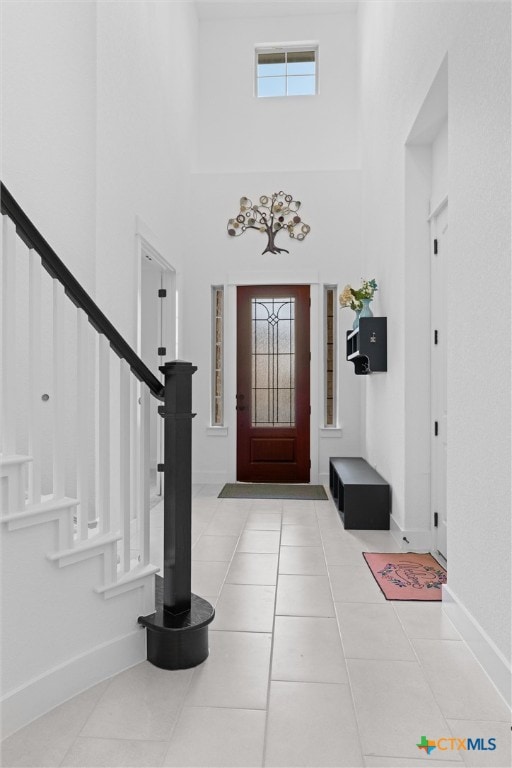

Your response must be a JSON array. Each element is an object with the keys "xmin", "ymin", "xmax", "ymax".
[{"xmin": 252, "ymin": 297, "xmax": 295, "ymax": 427}]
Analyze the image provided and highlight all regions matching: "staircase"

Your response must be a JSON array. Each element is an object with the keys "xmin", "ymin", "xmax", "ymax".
[{"xmin": 0, "ymin": 186, "xmax": 164, "ymax": 736}]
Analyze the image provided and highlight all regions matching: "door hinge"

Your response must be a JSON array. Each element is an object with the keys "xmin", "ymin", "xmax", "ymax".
[
  {"xmin": 309, "ymin": 405, "xmax": 311, "ymax": 415},
  {"xmin": 157, "ymin": 463, "xmax": 165, "ymax": 473},
  {"xmin": 433, "ymin": 238, "xmax": 438, "ymax": 255},
  {"xmin": 158, "ymin": 288, "xmax": 167, "ymax": 298},
  {"xmin": 158, "ymin": 347, "xmax": 166, "ymax": 356},
  {"xmin": 309, "ymin": 459, "xmax": 311, "ymax": 468},
  {"xmin": 434, "ymin": 329, "xmax": 438, "ymax": 345},
  {"xmin": 434, "ymin": 421, "xmax": 439, "ymax": 437},
  {"xmin": 434, "ymin": 512, "xmax": 438, "ymax": 528}
]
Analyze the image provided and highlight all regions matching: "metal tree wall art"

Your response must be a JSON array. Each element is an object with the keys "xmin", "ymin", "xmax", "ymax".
[{"xmin": 227, "ymin": 192, "xmax": 311, "ymax": 255}]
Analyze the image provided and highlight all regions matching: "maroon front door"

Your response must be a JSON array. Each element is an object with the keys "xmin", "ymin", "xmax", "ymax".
[{"xmin": 237, "ymin": 285, "xmax": 310, "ymax": 483}]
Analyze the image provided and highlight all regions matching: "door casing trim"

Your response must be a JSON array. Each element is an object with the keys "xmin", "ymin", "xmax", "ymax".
[{"xmin": 225, "ymin": 275, "xmax": 320, "ymax": 484}]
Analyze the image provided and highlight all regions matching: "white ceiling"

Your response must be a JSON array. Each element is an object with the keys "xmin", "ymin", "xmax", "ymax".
[{"xmin": 196, "ymin": 1, "xmax": 359, "ymax": 21}]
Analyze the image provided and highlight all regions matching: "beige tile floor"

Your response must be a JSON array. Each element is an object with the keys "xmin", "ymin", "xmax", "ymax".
[{"xmin": 2, "ymin": 485, "xmax": 510, "ymax": 767}]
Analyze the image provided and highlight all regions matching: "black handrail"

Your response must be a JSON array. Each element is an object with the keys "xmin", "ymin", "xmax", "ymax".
[{"xmin": 1, "ymin": 182, "xmax": 164, "ymax": 399}]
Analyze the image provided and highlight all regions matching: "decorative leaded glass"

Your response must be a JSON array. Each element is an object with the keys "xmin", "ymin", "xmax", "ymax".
[
  {"xmin": 325, "ymin": 286, "xmax": 336, "ymax": 426},
  {"xmin": 212, "ymin": 287, "xmax": 223, "ymax": 425},
  {"xmin": 251, "ymin": 297, "xmax": 295, "ymax": 427}
]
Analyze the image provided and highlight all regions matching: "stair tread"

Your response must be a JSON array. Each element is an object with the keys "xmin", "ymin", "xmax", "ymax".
[
  {"xmin": 2, "ymin": 495, "xmax": 79, "ymax": 521},
  {"xmin": 48, "ymin": 531, "xmax": 122, "ymax": 560},
  {"xmin": 95, "ymin": 563, "xmax": 160, "ymax": 594},
  {"xmin": 0, "ymin": 454, "xmax": 33, "ymax": 467}
]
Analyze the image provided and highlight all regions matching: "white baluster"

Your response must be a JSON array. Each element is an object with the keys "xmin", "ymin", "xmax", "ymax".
[
  {"xmin": 119, "ymin": 359, "xmax": 131, "ymax": 572},
  {"xmin": 1, "ymin": 216, "xmax": 17, "ymax": 455},
  {"xmin": 52, "ymin": 280, "xmax": 65, "ymax": 499},
  {"xmin": 130, "ymin": 376, "xmax": 138, "ymax": 522},
  {"xmin": 28, "ymin": 250, "xmax": 42, "ymax": 505},
  {"xmin": 97, "ymin": 334, "xmax": 110, "ymax": 533},
  {"xmin": 76, "ymin": 309, "xmax": 90, "ymax": 540},
  {"xmin": 138, "ymin": 384, "xmax": 150, "ymax": 566}
]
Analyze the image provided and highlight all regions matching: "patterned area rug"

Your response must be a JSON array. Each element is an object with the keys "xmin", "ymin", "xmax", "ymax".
[
  {"xmin": 218, "ymin": 483, "xmax": 328, "ymax": 500},
  {"xmin": 363, "ymin": 552, "xmax": 447, "ymax": 600}
]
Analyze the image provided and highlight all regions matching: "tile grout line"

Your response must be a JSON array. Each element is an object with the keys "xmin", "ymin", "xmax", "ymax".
[
  {"xmin": 190, "ymin": 497, "xmax": 279, "ymax": 768},
  {"xmin": 391, "ymin": 604, "xmax": 475, "ymax": 736},
  {"xmin": 59, "ymin": 494, "xmax": 218, "ymax": 767},
  {"xmin": 319, "ymin": 494, "xmax": 466, "ymax": 761},
  {"xmin": 58, "ymin": 674, "xmax": 119, "ymax": 767},
  {"xmin": 160, "ymin": 665, "xmax": 198, "ymax": 764},
  {"xmin": 317, "ymin": 493, "xmax": 367, "ymax": 766},
  {"xmin": 261, "ymin": 500, "xmax": 284, "ymax": 768}
]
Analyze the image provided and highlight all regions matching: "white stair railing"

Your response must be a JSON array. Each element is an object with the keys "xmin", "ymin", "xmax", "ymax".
[
  {"xmin": 0, "ymin": 192, "xmax": 159, "ymax": 597},
  {"xmin": 1, "ymin": 182, "xmax": 210, "ymax": 682},
  {"xmin": 97, "ymin": 333, "xmax": 111, "ymax": 536},
  {"xmin": 52, "ymin": 280, "xmax": 66, "ymax": 501},
  {"xmin": 119, "ymin": 358, "xmax": 131, "ymax": 573},
  {"xmin": 138, "ymin": 384, "xmax": 151, "ymax": 566},
  {"xmin": 76, "ymin": 307, "xmax": 90, "ymax": 540},
  {"xmin": 1, "ymin": 216, "xmax": 17, "ymax": 457},
  {"xmin": 28, "ymin": 248, "xmax": 42, "ymax": 506}
]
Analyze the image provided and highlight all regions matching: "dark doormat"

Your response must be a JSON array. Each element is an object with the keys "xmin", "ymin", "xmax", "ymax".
[{"xmin": 218, "ymin": 483, "xmax": 328, "ymax": 500}]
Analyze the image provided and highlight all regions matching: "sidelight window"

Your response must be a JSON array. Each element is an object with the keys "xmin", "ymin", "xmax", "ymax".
[
  {"xmin": 324, "ymin": 286, "xmax": 337, "ymax": 426},
  {"xmin": 211, "ymin": 286, "xmax": 224, "ymax": 426}
]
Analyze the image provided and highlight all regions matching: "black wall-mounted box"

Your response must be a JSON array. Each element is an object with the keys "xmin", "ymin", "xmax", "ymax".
[{"xmin": 346, "ymin": 317, "xmax": 387, "ymax": 375}]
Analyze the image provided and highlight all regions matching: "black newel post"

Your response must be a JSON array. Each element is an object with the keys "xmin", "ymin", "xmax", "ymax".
[{"xmin": 138, "ymin": 361, "xmax": 214, "ymax": 669}]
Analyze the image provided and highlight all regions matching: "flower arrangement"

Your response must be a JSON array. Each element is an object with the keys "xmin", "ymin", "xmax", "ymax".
[{"xmin": 339, "ymin": 279, "xmax": 378, "ymax": 310}]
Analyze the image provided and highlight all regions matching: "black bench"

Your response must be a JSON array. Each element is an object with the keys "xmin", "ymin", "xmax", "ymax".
[{"xmin": 329, "ymin": 457, "xmax": 390, "ymax": 530}]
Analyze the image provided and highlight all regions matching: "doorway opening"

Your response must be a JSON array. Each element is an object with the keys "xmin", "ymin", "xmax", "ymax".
[
  {"xmin": 430, "ymin": 200, "xmax": 448, "ymax": 560},
  {"xmin": 236, "ymin": 285, "xmax": 310, "ymax": 483},
  {"xmin": 404, "ymin": 55, "xmax": 448, "ymax": 556},
  {"xmin": 137, "ymin": 232, "xmax": 176, "ymax": 504}
]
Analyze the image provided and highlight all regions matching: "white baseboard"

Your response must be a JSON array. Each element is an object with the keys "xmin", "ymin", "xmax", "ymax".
[
  {"xmin": 194, "ymin": 472, "xmax": 331, "ymax": 487},
  {"xmin": 442, "ymin": 584, "xmax": 511, "ymax": 709},
  {"xmin": 1, "ymin": 628, "xmax": 147, "ymax": 737},
  {"xmin": 389, "ymin": 516, "xmax": 432, "ymax": 551},
  {"xmin": 318, "ymin": 472, "xmax": 329, "ymax": 486},
  {"xmin": 193, "ymin": 470, "xmax": 230, "ymax": 485}
]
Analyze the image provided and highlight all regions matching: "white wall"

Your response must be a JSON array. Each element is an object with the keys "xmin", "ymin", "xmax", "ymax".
[
  {"xmin": 431, "ymin": 119, "xmax": 448, "ymax": 211},
  {"xmin": 1, "ymin": 1, "xmax": 98, "ymax": 498},
  {"xmin": 95, "ymin": 0, "xmax": 199, "ymax": 347},
  {"xmin": 197, "ymin": 10, "xmax": 360, "ymax": 172},
  {"xmin": 359, "ymin": 0, "xmax": 511, "ymax": 665},
  {"xmin": 1, "ymin": 0, "xmax": 199, "ymax": 487},
  {"xmin": 188, "ymin": 8, "xmax": 362, "ymax": 483},
  {"xmin": 1, "ymin": 515, "xmax": 149, "ymax": 736},
  {"xmin": 185, "ymin": 170, "xmax": 363, "ymax": 483},
  {"xmin": 1, "ymin": 0, "xmax": 201, "ymax": 727},
  {"xmin": 1, "ymin": 0, "xmax": 97, "ymax": 291}
]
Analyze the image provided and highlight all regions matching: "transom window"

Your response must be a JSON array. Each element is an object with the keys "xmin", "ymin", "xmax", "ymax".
[{"xmin": 256, "ymin": 46, "xmax": 317, "ymax": 98}]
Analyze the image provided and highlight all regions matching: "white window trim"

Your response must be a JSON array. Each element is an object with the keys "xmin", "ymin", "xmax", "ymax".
[{"xmin": 255, "ymin": 42, "xmax": 319, "ymax": 98}]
